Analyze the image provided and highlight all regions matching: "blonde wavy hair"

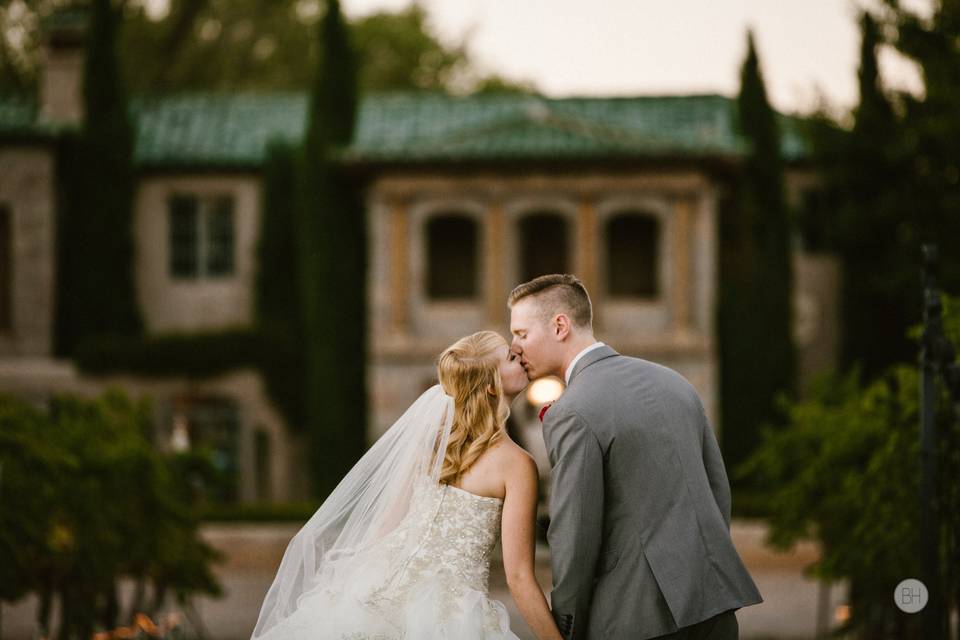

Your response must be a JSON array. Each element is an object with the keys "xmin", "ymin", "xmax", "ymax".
[{"xmin": 435, "ymin": 331, "xmax": 511, "ymax": 485}]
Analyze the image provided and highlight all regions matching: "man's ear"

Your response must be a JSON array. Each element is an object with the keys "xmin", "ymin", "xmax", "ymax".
[{"xmin": 553, "ymin": 314, "xmax": 571, "ymax": 341}]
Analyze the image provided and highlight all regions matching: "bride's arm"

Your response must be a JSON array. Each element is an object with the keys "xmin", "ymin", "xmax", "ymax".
[{"xmin": 501, "ymin": 450, "xmax": 564, "ymax": 640}]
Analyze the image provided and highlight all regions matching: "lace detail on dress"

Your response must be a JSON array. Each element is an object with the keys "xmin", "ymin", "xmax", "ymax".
[
  {"xmin": 260, "ymin": 476, "xmax": 516, "ymax": 639},
  {"xmin": 359, "ymin": 478, "xmax": 505, "ymax": 632}
]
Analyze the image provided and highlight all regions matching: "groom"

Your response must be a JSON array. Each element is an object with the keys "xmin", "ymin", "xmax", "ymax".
[{"xmin": 508, "ymin": 274, "xmax": 762, "ymax": 640}]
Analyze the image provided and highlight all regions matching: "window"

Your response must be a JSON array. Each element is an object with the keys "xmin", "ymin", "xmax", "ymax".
[
  {"xmin": 427, "ymin": 215, "xmax": 477, "ymax": 299},
  {"xmin": 167, "ymin": 395, "xmax": 241, "ymax": 504},
  {"xmin": 206, "ymin": 196, "xmax": 235, "ymax": 276},
  {"xmin": 170, "ymin": 196, "xmax": 198, "ymax": 277},
  {"xmin": 520, "ymin": 213, "xmax": 569, "ymax": 281},
  {"xmin": 606, "ymin": 213, "xmax": 659, "ymax": 297},
  {"xmin": 0, "ymin": 206, "xmax": 10, "ymax": 330},
  {"xmin": 168, "ymin": 194, "xmax": 235, "ymax": 279}
]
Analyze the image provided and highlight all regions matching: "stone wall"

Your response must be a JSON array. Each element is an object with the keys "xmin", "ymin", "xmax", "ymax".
[
  {"xmin": 365, "ymin": 169, "xmax": 721, "ymax": 442},
  {"xmin": 0, "ymin": 145, "xmax": 56, "ymax": 358},
  {"xmin": 134, "ymin": 174, "xmax": 261, "ymax": 334}
]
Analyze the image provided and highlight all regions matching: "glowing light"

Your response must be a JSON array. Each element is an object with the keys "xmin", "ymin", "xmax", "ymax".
[
  {"xmin": 526, "ymin": 377, "xmax": 564, "ymax": 406},
  {"xmin": 835, "ymin": 604, "xmax": 851, "ymax": 624}
]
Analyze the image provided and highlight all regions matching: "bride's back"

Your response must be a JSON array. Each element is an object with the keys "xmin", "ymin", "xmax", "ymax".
[{"xmin": 447, "ymin": 435, "xmax": 531, "ymax": 503}]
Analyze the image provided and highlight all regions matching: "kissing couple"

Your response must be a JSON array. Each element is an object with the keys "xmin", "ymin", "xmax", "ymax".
[{"xmin": 252, "ymin": 274, "xmax": 762, "ymax": 640}]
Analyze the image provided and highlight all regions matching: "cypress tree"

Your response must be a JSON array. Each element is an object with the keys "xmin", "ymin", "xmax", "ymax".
[
  {"xmin": 804, "ymin": 11, "xmax": 921, "ymax": 381},
  {"xmin": 299, "ymin": 0, "xmax": 366, "ymax": 499},
  {"xmin": 57, "ymin": 0, "xmax": 142, "ymax": 355},
  {"xmin": 720, "ymin": 32, "xmax": 795, "ymax": 476},
  {"xmin": 81, "ymin": 0, "xmax": 142, "ymax": 338},
  {"xmin": 256, "ymin": 139, "xmax": 308, "ymax": 430},
  {"xmin": 836, "ymin": 12, "xmax": 912, "ymax": 379}
]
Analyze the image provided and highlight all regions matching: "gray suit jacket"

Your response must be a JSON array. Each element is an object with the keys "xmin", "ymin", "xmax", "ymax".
[{"xmin": 542, "ymin": 345, "xmax": 762, "ymax": 640}]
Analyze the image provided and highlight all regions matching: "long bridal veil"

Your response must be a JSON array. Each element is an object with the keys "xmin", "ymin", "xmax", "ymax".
[{"xmin": 251, "ymin": 384, "xmax": 455, "ymax": 639}]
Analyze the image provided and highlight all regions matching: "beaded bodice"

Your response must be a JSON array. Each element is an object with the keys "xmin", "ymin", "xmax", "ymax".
[
  {"xmin": 338, "ymin": 476, "xmax": 505, "ymax": 632},
  {"xmin": 259, "ymin": 476, "xmax": 512, "ymax": 639},
  {"xmin": 399, "ymin": 478, "xmax": 504, "ymax": 592}
]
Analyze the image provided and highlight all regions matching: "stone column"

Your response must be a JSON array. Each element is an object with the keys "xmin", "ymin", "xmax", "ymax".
[
  {"xmin": 486, "ymin": 201, "xmax": 506, "ymax": 325},
  {"xmin": 672, "ymin": 195, "xmax": 694, "ymax": 337},
  {"xmin": 389, "ymin": 198, "xmax": 409, "ymax": 333},
  {"xmin": 39, "ymin": 10, "xmax": 87, "ymax": 126},
  {"xmin": 576, "ymin": 197, "xmax": 600, "ymax": 328}
]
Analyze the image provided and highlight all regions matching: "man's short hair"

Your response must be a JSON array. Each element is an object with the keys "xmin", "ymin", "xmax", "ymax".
[{"xmin": 508, "ymin": 274, "xmax": 593, "ymax": 329}]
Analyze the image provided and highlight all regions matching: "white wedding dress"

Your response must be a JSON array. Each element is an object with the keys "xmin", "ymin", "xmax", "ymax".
[{"xmin": 256, "ymin": 475, "xmax": 520, "ymax": 640}]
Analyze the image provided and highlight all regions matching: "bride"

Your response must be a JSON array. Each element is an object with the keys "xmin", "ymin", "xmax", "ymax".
[{"xmin": 251, "ymin": 330, "xmax": 563, "ymax": 640}]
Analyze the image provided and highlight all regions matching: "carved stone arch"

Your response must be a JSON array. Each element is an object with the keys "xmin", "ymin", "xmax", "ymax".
[
  {"xmin": 519, "ymin": 210, "xmax": 571, "ymax": 280},
  {"xmin": 601, "ymin": 207, "xmax": 664, "ymax": 299},
  {"xmin": 505, "ymin": 197, "xmax": 578, "ymax": 286},
  {"xmin": 414, "ymin": 200, "xmax": 486, "ymax": 302}
]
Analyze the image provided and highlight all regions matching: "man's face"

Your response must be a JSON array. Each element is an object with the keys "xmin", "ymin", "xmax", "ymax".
[{"xmin": 509, "ymin": 297, "xmax": 557, "ymax": 380}]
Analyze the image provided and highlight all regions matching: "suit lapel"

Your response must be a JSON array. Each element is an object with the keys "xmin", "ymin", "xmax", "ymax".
[{"xmin": 567, "ymin": 344, "xmax": 619, "ymax": 386}]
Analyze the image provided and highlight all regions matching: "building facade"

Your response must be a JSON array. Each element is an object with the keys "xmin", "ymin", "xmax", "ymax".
[{"xmin": 0, "ymin": 30, "xmax": 838, "ymax": 503}]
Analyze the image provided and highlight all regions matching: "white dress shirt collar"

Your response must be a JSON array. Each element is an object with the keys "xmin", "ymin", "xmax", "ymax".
[{"xmin": 564, "ymin": 341, "xmax": 605, "ymax": 385}]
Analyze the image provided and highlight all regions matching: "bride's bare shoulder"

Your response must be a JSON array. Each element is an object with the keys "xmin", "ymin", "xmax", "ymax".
[{"xmin": 489, "ymin": 436, "xmax": 537, "ymax": 478}]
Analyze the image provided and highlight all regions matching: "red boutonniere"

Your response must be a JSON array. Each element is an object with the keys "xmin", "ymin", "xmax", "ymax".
[{"xmin": 538, "ymin": 402, "xmax": 554, "ymax": 422}]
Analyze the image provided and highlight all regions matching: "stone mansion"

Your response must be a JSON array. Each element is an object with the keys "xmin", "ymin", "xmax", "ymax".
[{"xmin": 0, "ymin": 27, "xmax": 839, "ymax": 503}]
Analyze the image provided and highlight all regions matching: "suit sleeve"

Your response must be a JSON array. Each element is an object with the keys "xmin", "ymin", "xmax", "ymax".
[
  {"xmin": 544, "ymin": 405, "xmax": 604, "ymax": 640},
  {"xmin": 698, "ymin": 395, "xmax": 732, "ymax": 528}
]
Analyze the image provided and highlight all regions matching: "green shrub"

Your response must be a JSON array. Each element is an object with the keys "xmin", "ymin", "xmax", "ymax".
[
  {"xmin": 737, "ymin": 293, "xmax": 960, "ymax": 638},
  {"xmin": 0, "ymin": 388, "xmax": 223, "ymax": 639}
]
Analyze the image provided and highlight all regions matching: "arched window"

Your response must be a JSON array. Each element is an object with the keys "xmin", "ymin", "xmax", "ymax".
[
  {"xmin": 427, "ymin": 214, "xmax": 478, "ymax": 299},
  {"xmin": 606, "ymin": 213, "xmax": 659, "ymax": 297},
  {"xmin": 519, "ymin": 212, "xmax": 569, "ymax": 281}
]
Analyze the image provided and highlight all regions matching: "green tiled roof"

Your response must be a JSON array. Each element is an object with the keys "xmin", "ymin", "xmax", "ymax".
[
  {"xmin": 0, "ymin": 96, "xmax": 58, "ymax": 139},
  {"xmin": 350, "ymin": 93, "xmax": 742, "ymax": 162},
  {"xmin": 132, "ymin": 93, "xmax": 306, "ymax": 168},
  {"xmin": 2, "ymin": 91, "xmax": 809, "ymax": 166},
  {"xmin": 40, "ymin": 6, "xmax": 89, "ymax": 32}
]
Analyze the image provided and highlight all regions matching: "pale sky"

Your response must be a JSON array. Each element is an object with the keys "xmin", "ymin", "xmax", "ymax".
[{"xmin": 339, "ymin": 0, "xmax": 929, "ymax": 116}]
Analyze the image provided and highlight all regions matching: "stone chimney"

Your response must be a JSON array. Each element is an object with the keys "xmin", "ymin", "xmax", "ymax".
[{"xmin": 38, "ymin": 7, "xmax": 88, "ymax": 126}]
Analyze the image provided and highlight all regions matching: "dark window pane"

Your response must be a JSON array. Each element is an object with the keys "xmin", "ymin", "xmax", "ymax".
[
  {"xmin": 169, "ymin": 195, "xmax": 198, "ymax": 278},
  {"xmin": 606, "ymin": 214, "xmax": 659, "ymax": 297},
  {"xmin": 0, "ymin": 206, "xmax": 10, "ymax": 330},
  {"xmin": 176, "ymin": 396, "xmax": 241, "ymax": 504},
  {"xmin": 427, "ymin": 215, "xmax": 477, "ymax": 299},
  {"xmin": 520, "ymin": 213, "xmax": 568, "ymax": 281},
  {"xmin": 206, "ymin": 196, "xmax": 235, "ymax": 276}
]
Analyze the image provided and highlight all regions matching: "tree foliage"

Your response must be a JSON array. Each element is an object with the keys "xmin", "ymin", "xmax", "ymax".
[
  {"xmin": 0, "ymin": 388, "xmax": 223, "ymax": 640},
  {"xmin": 802, "ymin": 4, "xmax": 960, "ymax": 381},
  {"xmin": 296, "ymin": 0, "xmax": 367, "ymax": 499},
  {"xmin": 718, "ymin": 31, "xmax": 796, "ymax": 477},
  {"xmin": 801, "ymin": 11, "xmax": 918, "ymax": 382},
  {"xmin": 1, "ymin": 0, "xmax": 532, "ymax": 95},
  {"xmin": 255, "ymin": 139, "xmax": 309, "ymax": 431},
  {"xmin": 56, "ymin": 0, "xmax": 143, "ymax": 356},
  {"xmin": 738, "ymin": 293, "xmax": 960, "ymax": 638}
]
